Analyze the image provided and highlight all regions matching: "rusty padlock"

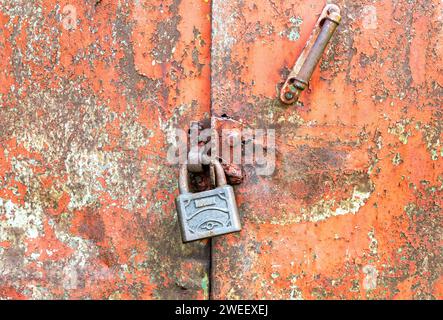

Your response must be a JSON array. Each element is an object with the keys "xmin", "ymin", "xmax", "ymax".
[{"xmin": 176, "ymin": 160, "xmax": 241, "ymax": 242}]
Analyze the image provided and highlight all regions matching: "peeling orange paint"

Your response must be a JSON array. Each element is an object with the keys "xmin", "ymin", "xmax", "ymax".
[
  {"xmin": 0, "ymin": 0, "xmax": 211, "ymax": 299},
  {"xmin": 211, "ymin": 0, "xmax": 442, "ymax": 300}
]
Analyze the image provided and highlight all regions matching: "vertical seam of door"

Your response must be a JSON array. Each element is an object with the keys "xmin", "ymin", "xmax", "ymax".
[{"xmin": 208, "ymin": 0, "xmax": 214, "ymax": 301}]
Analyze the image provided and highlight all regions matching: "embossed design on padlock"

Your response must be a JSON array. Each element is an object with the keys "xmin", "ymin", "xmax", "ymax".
[{"xmin": 176, "ymin": 160, "xmax": 241, "ymax": 242}]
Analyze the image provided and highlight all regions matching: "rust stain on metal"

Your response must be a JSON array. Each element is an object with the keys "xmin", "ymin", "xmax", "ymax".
[{"xmin": 0, "ymin": 0, "xmax": 211, "ymax": 299}]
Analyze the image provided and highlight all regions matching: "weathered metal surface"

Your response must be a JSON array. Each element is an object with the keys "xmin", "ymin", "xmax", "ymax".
[
  {"xmin": 281, "ymin": 4, "xmax": 341, "ymax": 104},
  {"xmin": 211, "ymin": 0, "xmax": 442, "ymax": 299},
  {"xmin": 212, "ymin": 116, "xmax": 246, "ymax": 184},
  {"xmin": 0, "ymin": 0, "xmax": 211, "ymax": 299}
]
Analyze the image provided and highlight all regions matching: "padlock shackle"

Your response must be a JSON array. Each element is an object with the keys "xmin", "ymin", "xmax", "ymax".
[
  {"xmin": 179, "ymin": 163, "xmax": 190, "ymax": 194},
  {"xmin": 178, "ymin": 160, "xmax": 227, "ymax": 194},
  {"xmin": 212, "ymin": 160, "xmax": 227, "ymax": 187}
]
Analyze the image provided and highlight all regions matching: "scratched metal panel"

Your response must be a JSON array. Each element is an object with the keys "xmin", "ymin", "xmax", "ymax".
[
  {"xmin": 0, "ymin": 0, "xmax": 211, "ymax": 299},
  {"xmin": 211, "ymin": 0, "xmax": 442, "ymax": 299}
]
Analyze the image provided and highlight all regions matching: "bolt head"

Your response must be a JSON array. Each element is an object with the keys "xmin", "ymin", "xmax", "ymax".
[{"xmin": 284, "ymin": 92, "xmax": 294, "ymax": 101}]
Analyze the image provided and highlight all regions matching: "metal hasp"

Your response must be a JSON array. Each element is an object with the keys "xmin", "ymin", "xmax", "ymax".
[{"xmin": 280, "ymin": 4, "xmax": 341, "ymax": 104}]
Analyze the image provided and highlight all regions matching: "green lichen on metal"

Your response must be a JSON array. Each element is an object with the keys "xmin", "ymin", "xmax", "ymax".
[
  {"xmin": 392, "ymin": 152, "xmax": 403, "ymax": 166},
  {"xmin": 415, "ymin": 112, "xmax": 442, "ymax": 161},
  {"xmin": 201, "ymin": 273, "xmax": 209, "ymax": 293},
  {"xmin": 282, "ymin": 16, "xmax": 303, "ymax": 42},
  {"xmin": 388, "ymin": 119, "xmax": 412, "ymax": 144}
]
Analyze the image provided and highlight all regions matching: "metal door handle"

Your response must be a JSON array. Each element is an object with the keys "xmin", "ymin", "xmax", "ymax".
[{"xmin": 280, "ymin": 4, "xmax": 341, "ymax": 104}]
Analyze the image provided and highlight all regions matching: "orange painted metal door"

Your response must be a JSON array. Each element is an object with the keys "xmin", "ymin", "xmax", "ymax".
[
  {"xmin": 0, "ymin": 0, "xmax": 211, "ymax": 299},
  {"xmin": 0, "ymin": 0, "xmax": 442, "ymax": 300},
  {"xmin": 211, "ymin": 0, "xmax": 442, "ymax": 299}
]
